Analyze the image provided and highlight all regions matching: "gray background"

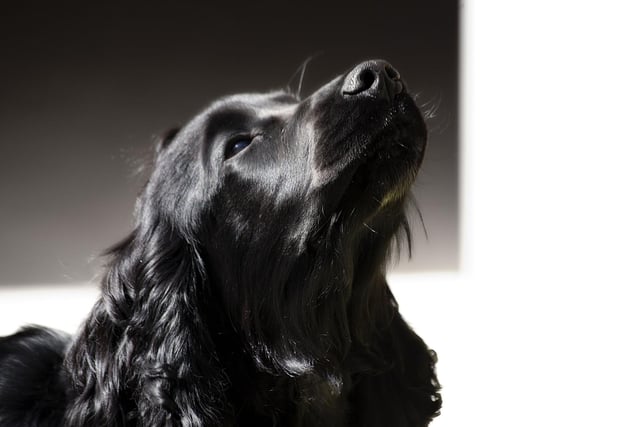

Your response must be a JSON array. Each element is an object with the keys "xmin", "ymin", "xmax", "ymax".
[{"xmin": 0, "ymin": 1, "xmax": 458, "ymax": 285}]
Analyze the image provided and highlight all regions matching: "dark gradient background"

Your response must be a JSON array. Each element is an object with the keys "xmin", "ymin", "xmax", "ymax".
[{"xmin": 0, "ymin": 1, "xmax": 458, "ymax": 285}]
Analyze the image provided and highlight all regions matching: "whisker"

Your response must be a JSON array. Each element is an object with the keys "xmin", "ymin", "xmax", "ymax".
[
  {"xmin": 297, "ymin": 57, "xmax": 312, "ymax": 100},
  {"xmin": 421, "ymin": 91, "xmax": 443, "ymax": 121},
  {"xmin": 285, "ymin": 53, "xmax": 323, "ymax": 100}
]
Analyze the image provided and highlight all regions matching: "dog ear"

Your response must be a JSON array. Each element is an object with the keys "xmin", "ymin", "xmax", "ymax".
[
  {"xmin": 154, "ymin": 126, "xmax": 181, "ymax": 153},
  {"xmin": 348, "ymin": 279, "xmax": 442, "ymax": 426},
  {"xmin": 63, "ymin": 224, "xmax": 225, "ymax": 425}
]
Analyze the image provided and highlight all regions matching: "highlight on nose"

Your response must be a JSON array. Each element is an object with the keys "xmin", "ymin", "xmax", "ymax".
[{"xmin": 341, "ymin": 60, "xmax": 405, "ymax": 101}]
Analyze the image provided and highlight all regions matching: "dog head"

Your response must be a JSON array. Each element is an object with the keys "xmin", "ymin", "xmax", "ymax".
[
  {"xmin": 124, "ymin": 60, "xmax": 427, "ymax": 373},
  {"xmin": 147, "ymin": 60, "xmax": 425, "ymax": 251}
]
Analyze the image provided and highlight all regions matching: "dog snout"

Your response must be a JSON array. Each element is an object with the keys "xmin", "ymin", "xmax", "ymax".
[{"xmin": 341, "ymin": 60, "xmax": 405, "ymax": 102}]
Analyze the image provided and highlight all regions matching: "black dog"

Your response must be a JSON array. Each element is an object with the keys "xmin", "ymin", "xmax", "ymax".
[{"xmin": 0, "ymin": 60, "xmax": 441, "ymax": 426}]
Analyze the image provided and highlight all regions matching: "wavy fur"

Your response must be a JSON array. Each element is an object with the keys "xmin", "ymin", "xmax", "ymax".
[{"xmin": 0, "ymin": 60, "xmax": 441, "ymax": 426}]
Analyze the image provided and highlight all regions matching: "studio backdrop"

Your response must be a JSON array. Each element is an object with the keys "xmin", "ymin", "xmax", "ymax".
[{"xmin": 0, "ymin": 1, "xmax": 458, "ymax": 285}]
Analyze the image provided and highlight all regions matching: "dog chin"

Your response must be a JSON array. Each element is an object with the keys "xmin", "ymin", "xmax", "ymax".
[{"xmin": 338, "ymin": 101, "xmax": 426, "ymax": 215}]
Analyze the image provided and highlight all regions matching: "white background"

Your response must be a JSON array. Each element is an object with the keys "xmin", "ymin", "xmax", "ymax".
[{"xmin": 2, "ymin": 1, "xmax": 640, "ymax": 425}]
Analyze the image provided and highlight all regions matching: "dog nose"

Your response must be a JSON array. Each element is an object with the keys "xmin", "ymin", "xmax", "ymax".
[{"xmin": 341, "ymin": 60, "xmax": 405, "ymax": 101}]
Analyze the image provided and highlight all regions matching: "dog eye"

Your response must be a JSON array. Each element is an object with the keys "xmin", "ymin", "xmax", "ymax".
[{"xmin": 225, "ymin": 137, "xmax": 253, "ymax": 159}]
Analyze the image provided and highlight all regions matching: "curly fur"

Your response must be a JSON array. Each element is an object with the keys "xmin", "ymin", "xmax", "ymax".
[{"xmin": 0, "ymin": 60, "xmax": 441, "ymax": 426}]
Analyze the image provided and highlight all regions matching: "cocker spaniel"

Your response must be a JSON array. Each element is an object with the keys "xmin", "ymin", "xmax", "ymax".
[{"xmin": 0, "ymin": 60, "xmax": 441, "ymax": 426}]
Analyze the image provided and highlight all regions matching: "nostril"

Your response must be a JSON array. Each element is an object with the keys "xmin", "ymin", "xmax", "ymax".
[
  {"xmin": 384, "ymin": 65, "xmax": 400, "ymax": 80},
  {"xmin": 358, "ymin": 69, "xmax": 377, "ymax": 91},
  {"xmin": 343, "ymin": 66, "xmax": 378, "ymax": 95}
]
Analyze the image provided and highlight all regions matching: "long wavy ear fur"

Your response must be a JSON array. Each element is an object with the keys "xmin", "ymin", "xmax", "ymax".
[{"xmin": 63, "ymin": 221, "xmax": 225, "ymax": 426}]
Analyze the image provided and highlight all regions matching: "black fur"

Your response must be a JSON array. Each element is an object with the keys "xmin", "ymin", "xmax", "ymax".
[{"xmin": 0, "ymin": 60, "xmax": 441, "ymax": 426}]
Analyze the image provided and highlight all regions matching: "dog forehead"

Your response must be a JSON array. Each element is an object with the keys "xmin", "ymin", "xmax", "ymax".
[{"xmin": 209, "ymin": 91, "xmax": 298, "ymax": 120}]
